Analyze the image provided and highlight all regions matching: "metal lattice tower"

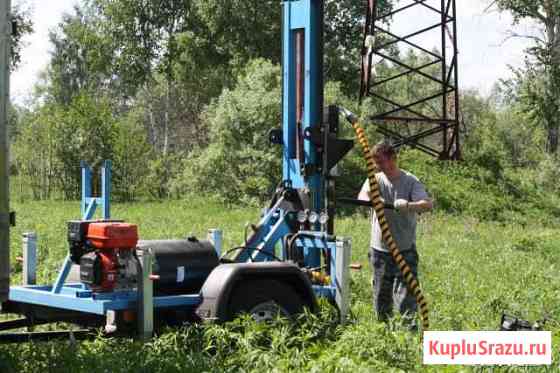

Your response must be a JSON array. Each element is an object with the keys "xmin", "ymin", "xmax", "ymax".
[{"xmin": 360, "ymin": 0, "xmax": 461, "ymax": 160}]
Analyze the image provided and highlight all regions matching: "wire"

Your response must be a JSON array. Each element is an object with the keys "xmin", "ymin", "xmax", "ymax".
[
  {"xmin": 220, "ymin": 246, "xmax": 283, "ymax": 263},
  {"xmin": 305, "ymin": 265, "xmax": 327, "ymax": 272},
  {"xmin": 287, "ymin": 232, "xmax": 330, "ymax": 271}
]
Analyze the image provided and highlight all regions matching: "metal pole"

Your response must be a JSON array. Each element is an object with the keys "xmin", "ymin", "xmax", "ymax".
[
  {"xmin": 440, "ymin": 0, "xmax": 448, "ymax": 158},
  {"xmin": 80, "ymin": 161, "xmax": 91, "ymax": 219},
  {"xmin": 0, "ymin": 0, "xmax": 11, "ymax": 303},
  {"xmin": 102, "ymin": 160, "xmax": 111, "ymax": 219},
  {"xmin": 452, "ymin": 0, "xmax": 461, "ymax": 159}
]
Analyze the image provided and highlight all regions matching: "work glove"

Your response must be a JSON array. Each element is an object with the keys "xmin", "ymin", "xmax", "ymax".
[{"xmin": 394, "ymin": 199, "xmax": 410, "ymax": 213}]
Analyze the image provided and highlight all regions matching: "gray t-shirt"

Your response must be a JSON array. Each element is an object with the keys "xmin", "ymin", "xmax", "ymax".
[{"xmin": 360, "ymin": 170, "xmax": 429, "ymax": 253}]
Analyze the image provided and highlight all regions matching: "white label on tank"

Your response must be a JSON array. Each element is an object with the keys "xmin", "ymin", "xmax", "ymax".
[{"xmin": 177, "ymin": 266, "xmax": 185, "ymax": 283}]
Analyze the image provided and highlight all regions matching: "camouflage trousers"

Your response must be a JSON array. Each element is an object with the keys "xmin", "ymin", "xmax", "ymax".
[{"xmin": 369, "ymin": 246, "xmax": 419, "ymax": 326}]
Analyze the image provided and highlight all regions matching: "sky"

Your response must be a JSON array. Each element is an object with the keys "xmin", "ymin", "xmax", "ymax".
[
  {"xmin": 390, "ymin": 0, "xmax": 537, "ymax": 95},
  {"xmin": 11, "ymin": 0, "xmax": 540, "ymax": 105}
]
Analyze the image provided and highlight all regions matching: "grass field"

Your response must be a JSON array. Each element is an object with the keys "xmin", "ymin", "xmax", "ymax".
[{"xmin": 0, "ymin": 197, "xmax": 559, "ymax": 372}]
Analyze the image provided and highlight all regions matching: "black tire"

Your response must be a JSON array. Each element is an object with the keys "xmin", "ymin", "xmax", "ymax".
[{"xmin": 226, "ymin": 278, "xmax": 306, "ymax": 322}]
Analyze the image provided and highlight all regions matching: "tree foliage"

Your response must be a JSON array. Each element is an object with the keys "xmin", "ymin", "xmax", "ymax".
[
  {"xmin": 47, "ymin": 6, "xmax": 115, "ymax": 105},
  {"xmin": 495, "ymin": 0, "xmax": 560, "ymax": 154},
  {"xmin": 12, "ymin": 92, "xmax": 153, "ymax": 201},
  {"xmin": 11, "ymin": 0, "xmax": 560, "ymax": 207},
  {"xmin": 324, "ymin": 0, "xmax": 392, "ymax": 93},
  {"xmin": 171, "ymin": 59, "xmax": 283, "ymax": 204},
  {"xmin": 10, "ymin": 3, "xmax": 34, "ymax": 70}
]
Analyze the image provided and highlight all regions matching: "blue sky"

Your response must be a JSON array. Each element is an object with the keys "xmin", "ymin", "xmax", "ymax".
[{"xmin": 11, "ymin": 0, "xmax": 539, "ymax": 104}]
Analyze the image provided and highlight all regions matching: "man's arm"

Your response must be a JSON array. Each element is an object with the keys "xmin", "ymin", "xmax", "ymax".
[
  {"xmin": 357, "ymin": 179, "xmax": 370, "ymax": 201},
  {"xmin": 394, "ymin": 198, "xmax": 433, "ymax": 214},
  {"xmin": 394, "ymin": 177, "xmax": 433, "ymax": 213},
  {"xmin": 403, "ymin": 199, "xmax": 433, "ymax": 213}
]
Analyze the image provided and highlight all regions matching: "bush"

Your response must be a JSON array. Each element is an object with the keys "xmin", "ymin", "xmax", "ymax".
[
  {"xmin": 171, "ymin": 61, "xmax": 366, "ymax": 204},
  {"xmin": 171, "ymin": 59, "xmax": 283, "ymax": 204},
  {"xmin": 536, "ymin": 155, "xmax": 560, "ymax": 193},
  {"xmin": 398, "ymin": 150, "xmax": 560, "ymax": 224},
  {"xmin": 12, "ymin": 93, "xmax": 117, "ymax": 200},
  {"xmin": 12, "ymin": 91, "xmax": 160, "ymax": 202},
  {"xmin": 112, "ymin": 111, "xmax": 153, "ymax": 201}
]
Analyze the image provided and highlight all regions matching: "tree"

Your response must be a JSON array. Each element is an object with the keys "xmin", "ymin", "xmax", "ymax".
[
  {"xmin": 45, "ymin": 0, "xmax": 396, "ymax": 157},
  {"xmin": 197, "ymin": 0, "xmax": 394, "ymax": 94},
  {"xmin": 35, "ymin": 93, "xmax": 117, "ymax": 199},
  {"xmin": 11, "ymin": 3, "xmax": 34, "ymax": 70},
  {"xmin": 494, "ymin": 0, "xmax": 560, "ymax": 154},
  {"xmin": 91, "ymin": 0, "xmax": 394, "ymax": 96},
  {"xmin": 92, "ymin": 0, "xmax": 213, "ymax": 156},
  {"xmin": 47, "ymin": 6, "xmax": 115, "ymax": 106},
  {"xmin": 12, "ymin": 108, "xmax": 58, "ymax": 200},
  {"xmin": 171, "ymin": 59, "xmax": 283, "ymax": 203},
  {"xmin": 170, "ymin": 58, "xmax": 360, "ymax": 203},
  {"xmin": 91, "ymin": 0, "xmax": 194, "ymax": 95},
  {"xmin": 17, "ymin": 0, "xmax": 400, "ymax": 201},
  {"xmin": 112, "ymin": 110, "xmax": 153, "ymax": 201},
  {"xmin": 324, "ymin": 0, "xmax": 392, "ymax": 94}
]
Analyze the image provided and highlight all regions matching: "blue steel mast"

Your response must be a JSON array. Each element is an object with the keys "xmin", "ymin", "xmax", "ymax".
[
  {"xmin": 282, "ymin": 0, "xmax": 324, "ymax": 213},
  {"xmin": 232, "ymin": 0, "xmax": 330, "ymax": 267}
]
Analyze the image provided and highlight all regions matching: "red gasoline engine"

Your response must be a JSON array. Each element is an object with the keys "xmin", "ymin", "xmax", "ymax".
[{"xmin": 68, "ymin": 221, "xmax": 139, "ymax": 292}]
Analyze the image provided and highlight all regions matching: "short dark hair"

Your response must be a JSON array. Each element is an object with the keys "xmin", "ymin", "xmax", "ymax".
[{"xmin": 372, "ymin": 141, "xmax": 397, "ymax": 159}]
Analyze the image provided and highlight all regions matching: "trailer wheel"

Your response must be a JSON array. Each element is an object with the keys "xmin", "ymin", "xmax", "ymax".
[{"xmin": 227, "ymin": 279, "xmax": 305, "ymax": 322}]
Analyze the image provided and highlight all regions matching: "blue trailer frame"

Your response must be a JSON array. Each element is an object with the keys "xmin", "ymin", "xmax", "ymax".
[{"xmin": 8, "ymin": 160, "xmax": 346, "ymax": 318}]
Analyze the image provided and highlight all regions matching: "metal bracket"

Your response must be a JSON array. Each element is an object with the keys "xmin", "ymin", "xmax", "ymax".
[
  {"xmin": 304, "ymin": 126, "xmax": 324, "ymax": 148},
  {"xmin": 81, "ymin": 160, "xmax": 111, "ymax": 220},
  {"xmin": 269, "ymin": 128, "xmax": 283, "ymax": 145},
  {"xmin": 10, "ymin": 20, "xmax": 17, "ymax": 37},
  {"xmin": 303, "ymin": 164, "xmax": 319, "ymax": 178}
]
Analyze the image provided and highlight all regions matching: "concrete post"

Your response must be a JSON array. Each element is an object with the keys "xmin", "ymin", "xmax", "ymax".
[
  {"xmin": 207, "ymin": 229, "xmax": 223, "ymax": 257},
  {"xmin": 335, "ymin": 237, "xmax": 351, "ymax": 324},
  {"xmin": 138, "ymin": 248, "xmax": 154, "ymax": 341},
  {"xmin": 22, "ymin": 232, "xmax": 37, "ymax": 285}
]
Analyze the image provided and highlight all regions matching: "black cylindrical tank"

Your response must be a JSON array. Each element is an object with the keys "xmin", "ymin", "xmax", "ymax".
[{"xmin": 137, "ymin": 238, "xmax": 219, "ymax": 294}]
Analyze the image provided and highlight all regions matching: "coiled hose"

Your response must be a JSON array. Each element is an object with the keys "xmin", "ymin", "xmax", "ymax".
[{"xmin": 340, "ymin": 107, "xmax": 430, "ymax": 331}]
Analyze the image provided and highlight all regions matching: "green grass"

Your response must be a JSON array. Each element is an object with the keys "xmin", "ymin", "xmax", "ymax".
[{"xmin": 1, "ymin": 198, "xmax": 559, "ymax": 372}]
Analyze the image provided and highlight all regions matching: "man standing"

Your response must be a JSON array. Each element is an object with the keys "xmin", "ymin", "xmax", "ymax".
[{"xmin": 358, "ymin": 141, "xmax": 433, "ymax": 327}]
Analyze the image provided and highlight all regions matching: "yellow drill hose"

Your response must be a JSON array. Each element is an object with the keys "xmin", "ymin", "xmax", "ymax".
[{"xmin": 350, "ymin": 120, "xmax": 430, "ymax": 331}]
